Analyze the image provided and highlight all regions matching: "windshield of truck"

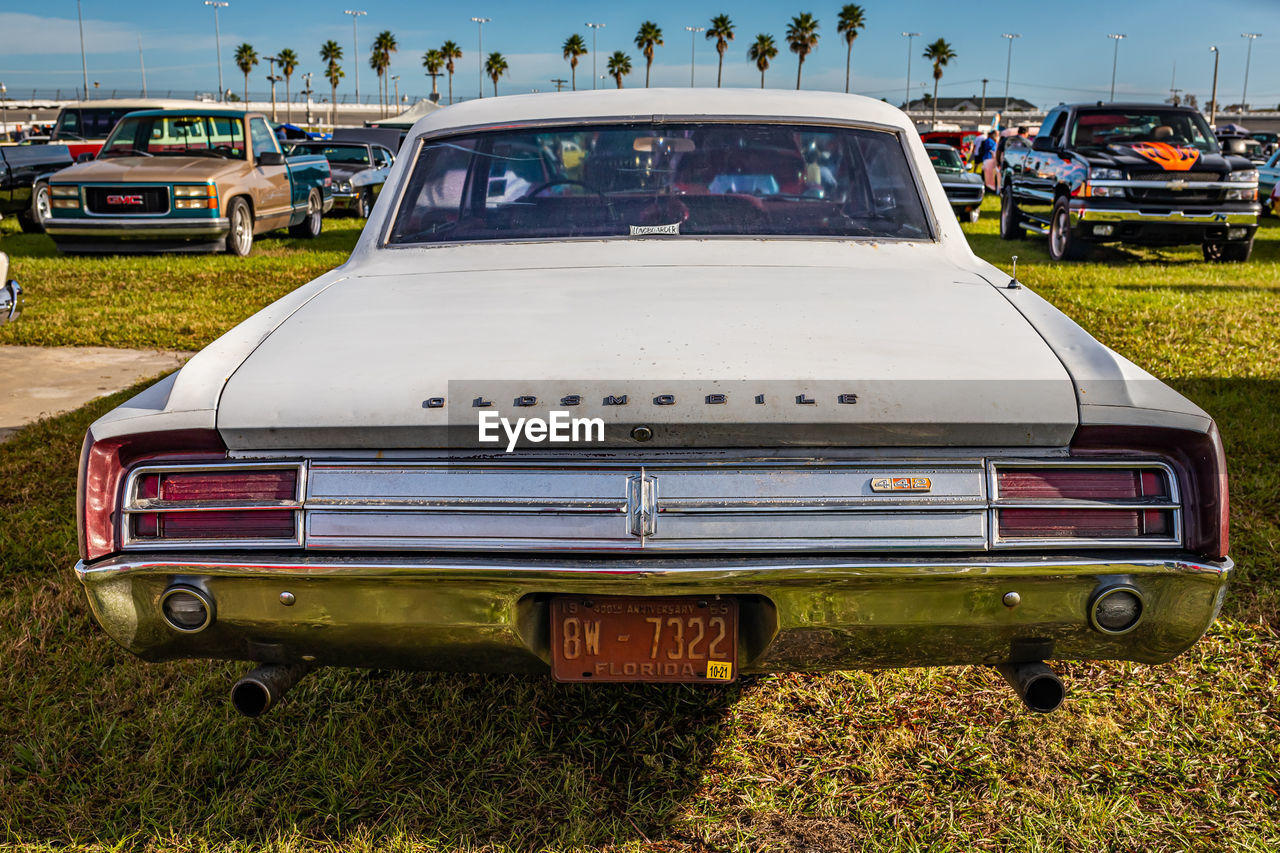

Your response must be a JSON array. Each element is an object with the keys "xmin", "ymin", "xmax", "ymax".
[
  {"xmin": 927, "ymin": 146, "xmax": 964, "ymax": 172},
  {"xmin": 52, "ymin": 107, "xmax": 142, "ymax": 141},
  {"xmin": 99, "ymin": 115, "xmax": 247, "ymax": 159},
  {"xmin": 388, "ymin": 122, "xmax": 931, "ymax": 244},
  {"xmin": 288, "ymin": 143, "xmax": 371, "ymax": 164},
  {"xmin": 1070, "ymin": 109, "xmax": 1219, "ymax": 153}
]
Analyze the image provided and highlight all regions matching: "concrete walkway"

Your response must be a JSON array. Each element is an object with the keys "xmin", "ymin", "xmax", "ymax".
[{"xmin": 0, "ymin": 345, "xmax": 188, "ymax": 442}]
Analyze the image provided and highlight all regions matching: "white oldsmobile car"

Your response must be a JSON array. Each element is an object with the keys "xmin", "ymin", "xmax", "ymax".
[{"xmin": 75, "ymin": 90, "xmax": 1230, "ymax": 716}]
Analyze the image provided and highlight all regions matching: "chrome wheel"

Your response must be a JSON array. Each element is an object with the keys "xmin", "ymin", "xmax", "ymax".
[
  {"xmin": 226, "ymin": 199, "xmax": 253, "ymax": 256},
  {"xmin": 34, "ymin": 184, "xmax": 51, "ymax": 225},
  {"xmin": 1049, "ymin": 206, "xmax": 1069, "ymax": 257}
]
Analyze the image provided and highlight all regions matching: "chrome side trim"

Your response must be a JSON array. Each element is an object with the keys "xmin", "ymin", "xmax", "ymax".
[{"xmin": 1071, "ymin": 208, "xmax": 1256, "ymax": 226}]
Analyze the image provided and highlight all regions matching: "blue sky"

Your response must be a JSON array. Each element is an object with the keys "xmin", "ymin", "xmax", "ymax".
[{"xmin": 2, "ymin": 0, "xmax": 1279, "ymax": 109}]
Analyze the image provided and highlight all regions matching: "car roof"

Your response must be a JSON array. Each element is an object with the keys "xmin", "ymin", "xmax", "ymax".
[
  {"xmin": 1064, "ymin": 102, "xmax": 1201, "ymax": 112},
  {"xmin": 407, "ymin": 88, "xmax": 913, "ymax": 141},
  {"xmin": 59, "ymin": 98, "xmax": 210, "ymax": 110},
  {"xmin": 115, "ymin": 108, "xmax": 259, "ymax": 118}
]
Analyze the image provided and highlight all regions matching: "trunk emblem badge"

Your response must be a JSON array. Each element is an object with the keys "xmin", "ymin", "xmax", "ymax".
[{"xmin": 871, "ymin": 477, "xmax": 932, "ymax": 493}]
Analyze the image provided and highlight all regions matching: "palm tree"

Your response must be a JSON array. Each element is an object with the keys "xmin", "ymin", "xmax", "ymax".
[
  {"xmin": 320, "ymin": 40, "xmax": 343, "ymax": 127},
  {"xmin": 786, "ymin": 14, "xmax": 819, "ymax": 90},
  {"xmin": 277, "ymin": 48, "xmax": 299, "ymax": 122},
  {"xmin": 748, "ymin": 34, "xmax": 778, "ymax": 88},
  {"xmin": 234, "ymin": 43, "xmax": 258, "ymax": 104},
  {"xmin": 836, "ymin": 5, "xmax": 865, "ymax": 94},
  {"xmin": 484, "ymin": 51, "xmax": 508, "ymax": 97},
  {"xmin": 706, "ymin": 15, "xmax": 735, "ymax": 88},
  {"xmin": 634, "ymin": 21, "xmax": 664, "ymax": 88},
  {"xmin": 372, "ymin": 30, "xmax": 398, "ymax": 116},
  {"xmin": 562, "ymin": 34, "xmax": 588, "ymax": 91},
  {"xmin": 441, "ymin": 40, "xmax": 463, "ymax": 104},
  {"xmin": 607, "ymin": 50, "xmax": 632, "ymax": 88},
  {"xmin": 423, "ymin": 49, "xmax": 444, "ymax": 101},
  {"xmin": 923, "ymin": 37, "xmax": 956, "ymax": 128}
]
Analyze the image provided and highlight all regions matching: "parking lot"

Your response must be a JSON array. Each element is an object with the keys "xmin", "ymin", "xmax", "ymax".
[{"xmin": 1, "ymin": 198, "xmax": 1277, "ymax": 850}]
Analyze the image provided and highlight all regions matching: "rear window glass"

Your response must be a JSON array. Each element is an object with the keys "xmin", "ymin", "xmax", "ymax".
[{"xmin": 388, "ymin": 122, "xmax": 931, "ymax": 244}]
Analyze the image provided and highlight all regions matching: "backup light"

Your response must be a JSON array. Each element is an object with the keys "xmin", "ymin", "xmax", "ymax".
[
  {"xmin": 1090, "ymin": 587, "xmax": 1144, "ymax": 634},
  {"xmin": 160, "ymin": 586, "xmax": 214, "ymax": 633}
]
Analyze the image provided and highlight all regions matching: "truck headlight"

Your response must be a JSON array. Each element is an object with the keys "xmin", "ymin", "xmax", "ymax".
[
  {"xmin": 1227, "ymin": 170, "xmax": 1259, "ymax": 183},
  {"xmin": 174, "ymin": 184, "xmax": 216, "ymax": 198},
  {"xmin": 1225, "ymin": 188, "xmax": 1258, "ymax": 201},
  {"xmin": 1088, "ymin": 167, "xmax": 1124, "ymax": 181},
  {"xmin": 173, "ymin": 184, "xmax": 218, "ymax": 209}
]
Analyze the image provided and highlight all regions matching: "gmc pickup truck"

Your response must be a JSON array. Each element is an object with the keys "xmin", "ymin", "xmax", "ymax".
[
  {"xmin": 1000, "ymin": 103, "xmax": 1259, "ymax": 261},
  {"xmin": 0, "ymin": 143, "xmax": 72, "ymax": 233},
  {"xmin": 43, "ymin": 109, "xmax": 332, "ymax": 255}
]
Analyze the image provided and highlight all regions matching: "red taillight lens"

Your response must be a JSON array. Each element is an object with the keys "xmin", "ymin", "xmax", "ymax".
[
  {"xmin": 994, "ymin": 466, "xmax": 1178, "ymax": 545},
  {"xmin": 997, "ymin": 468, "xmax": 1170, "ymax": 501},
  {"xmin": 78, "ymin": 428, "xmax": 227, "ymax": 562},
  {"xmin": 128, "ymin": 468, "xmax": 300, "ymax": 544}
]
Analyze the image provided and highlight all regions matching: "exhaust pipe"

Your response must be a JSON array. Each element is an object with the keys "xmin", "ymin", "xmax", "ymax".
[
  {"xmin": 230, "ymin": 662, "xmax": 313, "ymax": 717},
  {"xmin": 996, "ymin": 661, "xmax": 1065, "ymax": 713}
]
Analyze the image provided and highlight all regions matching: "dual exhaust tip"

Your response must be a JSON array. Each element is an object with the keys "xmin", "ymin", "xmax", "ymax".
[{"xmin": 227, "ymin": 659, "xmax": 1066, "ymax": 717}]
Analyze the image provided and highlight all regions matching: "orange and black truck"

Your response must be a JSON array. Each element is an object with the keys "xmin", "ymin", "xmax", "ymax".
[{"xmin": 999, "ymin": 102, "xmax": 1259, "ymax": 261}]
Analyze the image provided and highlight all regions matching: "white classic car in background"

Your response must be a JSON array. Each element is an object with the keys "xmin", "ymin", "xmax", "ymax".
[{"xmin": 74, "ymin": 90, "xmax": 1229, "ymax": 717}]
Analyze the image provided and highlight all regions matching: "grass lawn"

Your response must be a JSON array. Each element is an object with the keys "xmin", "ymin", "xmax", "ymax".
[{"xmin": 1, "ymin": 203, "xmax": 1278, "ymax": 851}]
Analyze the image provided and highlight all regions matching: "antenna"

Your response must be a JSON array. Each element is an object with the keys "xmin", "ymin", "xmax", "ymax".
[{"xmin": 1007, "ymin": 255, "xmax": 1020, "ymax": 288}]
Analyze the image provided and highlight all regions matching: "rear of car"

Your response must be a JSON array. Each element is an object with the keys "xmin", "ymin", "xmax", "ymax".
[
  {"xmin": 71, "ymin": 91, "xmax": 1231, "ymax": 715},
  {"xmin": 49, "ymin": 99, "xmax": 206, "ymax": 160}
]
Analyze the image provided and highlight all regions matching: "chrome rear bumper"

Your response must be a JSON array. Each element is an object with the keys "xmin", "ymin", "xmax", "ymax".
[{"xmin": 76, "ymin": 553, "xmax": 1230, "ymax": 672}]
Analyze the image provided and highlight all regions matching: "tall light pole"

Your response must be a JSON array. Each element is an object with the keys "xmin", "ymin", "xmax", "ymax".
[
  {"xmin": 684, "ymin": 26, "xmax": 706, "ymax": 87},
  {"xmin": 1241, "ymin": 33, "xmax": 1261, "ymax": 114},
  {"xmin": 1, "ymin": 83, "xmax": 7, "ymax": 138},
  {"xmin": 1107, "ymin": 33, "xmax": 1126, "ymax": 101},
  {"xmin": 138, "ymin": 34, "xmax": 148, "ymax": 96},
  {"xmin": 77, "ymin": 0, "xmax": 89, "ymax": 99},
  {"xmin": 585, "ymin": 22, "xmax": 605, "ymax": 90},
  {"xmin": 391, "ymin": 74, "xmax": 400, "ymax": 109},
  {"xmin": 1209, "ymin": 45, "xmax": 1220, "ymax": 125},
  {"xmin": 1001, "ymin": 33, "xmax": 1020, "ymax": 112},
  {"xmin": 204, "ymin": 2, "xmax": 228, "ymax": 102},
  {"xmin": 471, "ymin": 17, "xmax": 491, "ymax": 98},
  {"xmin": 901, "ymin": 32, "xmax": 920, "ymax": 109},
  {"xmin": 266, "ymin": 55, "xmax": 282, "ymax": 121},
  {"xmin": 344, "ymin": 10, "xmax": 367, "ymax": 104},
  {"xmin": 980, "ymin": 78, "xmax": 988, "ymax": 119}
]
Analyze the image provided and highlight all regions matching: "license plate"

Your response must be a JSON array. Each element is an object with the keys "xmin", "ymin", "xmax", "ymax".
[{"xmin": 550, "ymin": 595, "xmax": 738, "ymax": 683}]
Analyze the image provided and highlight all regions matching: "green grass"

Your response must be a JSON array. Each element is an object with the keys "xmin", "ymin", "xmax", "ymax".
[
  {"xmin": 2, "ymin": 200, "xmax": 1279, "ymax": 851},
  {"xmin": 0, "ymin": 216, "xmax": 363, "ymax": 351}
]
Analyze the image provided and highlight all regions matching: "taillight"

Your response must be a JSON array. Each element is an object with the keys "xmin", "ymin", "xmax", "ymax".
[
  {"xmin": 991, "ymin": 464, "xmax": 1180, "ymax": 547},
  {"xmin": 124, "ymin": 466, "xmax": 303, "ymax": 547},
  {"xmin": 1070, "ymin": 424, "xmax": 1229, "ymax": 560},
  {"xmin": 77, "ymin": 428, "xmax": 227, "ymax": 561}
]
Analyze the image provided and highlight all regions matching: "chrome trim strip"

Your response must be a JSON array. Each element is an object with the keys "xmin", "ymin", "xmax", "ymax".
[
  {"xmin": 1071, "ymin": 208, "xmax": 1256, "ymax": 225},
  {"xmin": 76, "ymin": 553, "xmax": 1234, "ymax": 581},
  {"xmin": 1090, "ymin": 179, "xmax": 1251, "ymax": 190},
  {"xmin": 45, "ymin": 217, "xmax": 229, "ymax": 237}
]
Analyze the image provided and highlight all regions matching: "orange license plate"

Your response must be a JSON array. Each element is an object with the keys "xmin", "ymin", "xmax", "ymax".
[{"xmin": 550, "ymin": 595, "xmax": 738, "ymax": 683}]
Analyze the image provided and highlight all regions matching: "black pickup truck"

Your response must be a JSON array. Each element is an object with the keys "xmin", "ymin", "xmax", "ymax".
[
  {"xmin": 0, "ymin": 144, "xmax": 73, "ymax": 233},
  {"xmin": 1000, "ymin": 103, "xmax": 1260, "ymax": 261}
]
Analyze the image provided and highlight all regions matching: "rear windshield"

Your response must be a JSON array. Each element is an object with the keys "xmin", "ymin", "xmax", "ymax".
[
  {"xmin": 289, "ymin": 143, "xmax": 371, "ymax": 164},
  {"xmin": 99, "ymin": 115, "xmax": 247, "ymax": 159},
  {"xmin": 388, "ymin": 122, "xmax": 931, "ymax": 244},
  {"xmin": 52, "ymin": 108, "xmax": 142, "ymax": 141},
  {"xmin": 1070, "ymin": 109, "xmax": 1219, "ymax": 153},
  {"xmin": 927, "ymin": 147, "xmax": 964, "ymax": 171}
]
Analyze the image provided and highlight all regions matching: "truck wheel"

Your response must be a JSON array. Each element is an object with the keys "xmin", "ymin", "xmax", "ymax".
[
  {"xmin": 999, "ymin": 187, "xmax": 1023, "ymax": 240},
  {"xmin": 225, "ymin": 198, "xmax": 254, "ymax": 256},
  {"xmin": 288, "ymin": 190, "xmax": 323, "ymax": 238},
  {"xmin": 18, "ymin": 182, "xmax": 51, "ymax": 234},
  {"xmin": 1203, "ymin": 238, "xmax": 1253, "ymax": 263},
  {"xmin": 1048, "ymin": 197, "xmax": 1089, "ymax": 261}
]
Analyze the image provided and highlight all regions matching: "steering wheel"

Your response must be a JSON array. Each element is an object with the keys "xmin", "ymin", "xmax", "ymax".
[{"xmin": 523, "ymin": 178, "xmax": 615, "ymax": 222}]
